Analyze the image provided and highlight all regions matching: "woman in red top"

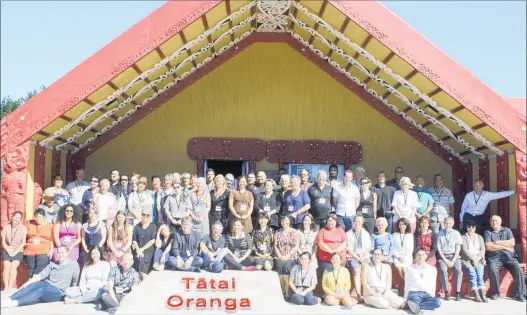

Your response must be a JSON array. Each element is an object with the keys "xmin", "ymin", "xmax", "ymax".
[
  {"xmin": 414, "ymin": 216, "xmax": 437, "ymax": 266},
  {"xmin": 315, "ymin": 214, "xmax": 348, "ymax": 272},
  {"xmin": 24, "ymin": 208, "xmax": 54, "ymax": 278}
]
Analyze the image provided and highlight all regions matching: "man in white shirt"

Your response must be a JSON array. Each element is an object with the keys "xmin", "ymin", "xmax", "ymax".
[
  {"xmin": 428, "ymin": 174, "xmax": 455, "ymax": 233},
  {"xmin": 405, "ymin": 248, "xmax": 441, "ymax": 314},
  {"xmin": 65, "ymin": 168, "xmax": 90, "ymax": 206},
  {"xmin": 436, "ymin": 217, "xmax": 463, "ymax": 301},
  {"xmin": 460, "ymin": 179, "xmax": 515, "ymax": 234},
  {"xmin": 332, "ymin": 170, "xmax": 360, "ymax": 232}
]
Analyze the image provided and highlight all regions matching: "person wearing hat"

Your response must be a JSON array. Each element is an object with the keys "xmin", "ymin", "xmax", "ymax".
[
  {"xmin": 461, "ymin": 220, "xmax": 487, "ymax": 302},
  {"xmin": 391, "ymin": 177, "xmax": 419, "ymax": 233},
  {"xmin": 38, "ymin": 190, "xmax": 57, "ymax": 223},
  {"xmin": 43, "ymin": 174, "xmax": 70, "ymax": 224}
]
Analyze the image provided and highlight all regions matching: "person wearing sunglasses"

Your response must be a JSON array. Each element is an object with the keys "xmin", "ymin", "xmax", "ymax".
[
  {"xmin": 357, "ymin": 177, "xmax": 377, "ymax": 235},
  {"xmin": 131, "ymin": 210, "xmax": 156, "ymax": 281},
  {"xmin": 461, "ymin": 220, "xmax": 487, "ymax": 302},
  {"xmin": 387, "ymin": 166, "xmax": 404, "ymax": 191}
]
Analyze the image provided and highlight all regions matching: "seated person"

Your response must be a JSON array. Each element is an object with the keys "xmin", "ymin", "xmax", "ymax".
[
  {"xmin": 362, "ymin": 248, "xmax": 405, "ymax": 309},
  {"xmin": 345, "ymin": 215, "xmax": 371, "ymax": 300},
  {"xmin": 289, "ymin": 252, "xmax": 320, "ymax": 306},
  {"xmin": 1, "ymin": 245, "xmax": 79, "ymax": 308},
  {"xmin": 200, "ymin": 221, "xmax": 229, "ymax": 273},
  {"xmin": 436, "ymin": 216, "xmax": 463, "ymax": 301},
  {"xmin": 484, "ymin": 215, "xmax": 526, "ymax": 302},
  {"xmin": 405, "ymin": 247, "xmax": 441, "ymax": 314},
  {"xmin": 371, "ymin": 217, "xmax": 394, "ymax": 264},
  {"xmin": 322, "ymin": 252, "xmax": 358, "ymax": 309},
  {"xmin": 153, "ymin": 224, "xmax": 173, "ymax": 271},
  {"xmin": 167, "ymin": 217, "xmax": 203, "ymax": 272},
  {"xmin": 253, "ymin": 213, "xmax": 274, "ymax": 271},
  {"xmin": 65, "ymin": 245, "xmax": 110, "ymax": 304},
  {"xmin": 98, "ymin": 253, "xmax": 139, "ymax": 314},
  {"xmin": 224, "ymin": 219, "xmax": 256, "ymax": 271},
  {"xmin": 461, "ymin": 220, "xmax": 487, "ymax": 302}
]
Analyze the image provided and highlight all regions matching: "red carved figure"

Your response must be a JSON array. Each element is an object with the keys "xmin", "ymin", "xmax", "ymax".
[{"xmin": 1, "ymin": 143, "xmax": 29, "ymax": 229}]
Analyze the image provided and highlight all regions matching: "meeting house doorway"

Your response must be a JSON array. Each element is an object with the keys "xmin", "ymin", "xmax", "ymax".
[{"xmin": 205, "ymin": 160, "xmax": 246, "ymax": 178}]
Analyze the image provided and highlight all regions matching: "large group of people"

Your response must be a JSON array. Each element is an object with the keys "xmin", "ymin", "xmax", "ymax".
[{"xmin": 1, "ymin": 165, "xmax": 525, "ymax": 314}]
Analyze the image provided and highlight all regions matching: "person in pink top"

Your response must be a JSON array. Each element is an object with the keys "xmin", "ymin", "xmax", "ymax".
[{"xmin": 52, "ymin": 204, "xmax": 82, "ymax": 262}]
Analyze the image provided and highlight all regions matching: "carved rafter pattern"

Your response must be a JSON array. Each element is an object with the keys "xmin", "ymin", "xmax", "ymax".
[{"xmin": 187, "ymin": 137, "xmax": 267, "ymax": 161}]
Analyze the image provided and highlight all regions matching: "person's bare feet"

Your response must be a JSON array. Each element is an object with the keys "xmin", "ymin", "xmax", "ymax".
[{"xmin": 64, "ymin": 297, "xmax": 77, "ymax": 304}]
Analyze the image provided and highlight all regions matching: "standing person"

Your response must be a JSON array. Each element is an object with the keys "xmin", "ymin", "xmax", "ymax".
[
  {"xmin": 328, "ymin": 164, "xmax": 341, "ymax": 187},
  {"xmin": 168, "ymin": 218, "xmax": 204, "ymax": 272},
  {"xmin": 253, "ymin": 213, "xmax": 274, "ymax": 271},
  {"xmin": 299, "ymin": 169, "xmax": 312, "ymax": 191},
  {"xmin": 436, "ymin": 217, "xmax": 463, "ymax": 301},
  {"xmin": 351, "ymin": 167, "xmax": 365, "ymax": 190},
  {"xmin": 288, "ymin": 252, "xmax": 320, "ymax": 306},
  {"xmin": 256, "ymin": 180, "xmax": 283, "ymax": 230},
  {"xmin": 64, "ymin": 245, "xmax": 110, "ymax": 304},
  {"xmin": 428, "ymin": 174, "xmax": 455, "ymax": 233},
  {"xmin": 374, "ymin": 171, "xmax": 396, "ymax": 233},
  {"xmin": 282, "ymin": 176, "xmax": 310, "ymax": 229},
  {"xmin": 391, "ymin": 177, "xmax": 419, "ymax": 233},
  {"xmin": 405, "ymin": 248, "xmax": 442, "ymax": 314},
  {"xmin": 206, "ymin": 168, "xmax": 216, "ymax": 192},
  {"xmin": 152, "ymin": 224, "xmax": 173, "ymax": 271},
  {"xmin": 210, "ymin": 175, "xmax": 230, "ymax": 234},
  {"xmin": 345, "ymin": 215, "xmax": 372, "ymax": 300},
  {"xmin": 1, "ymin": 211, "xmax": 27, "ymax": 292},
  {"xmin": 150, "ymin": 175, "xmax": 163, "ymax": 224},
  {"xmin": 108, "ymin": 169, "xmax": 121, "ymax": 197},
  {"xmin": 274, "ymin": 215, "xmax": 299, "ymax": 299},
  {"xmin": 1, "ymin": 245, "xmax": 80, "ymax": 308},
  {"xmin": 116, "ymin": 174, "xmax": 131, "ymax": 213},
  {"xmin": 413, "ymin": 176, "xmax": 434, "ymax": 220},
  {"xmin": 362, "ymin": 248, "xmax": 405, "ymax": 310},
  {"xmin": 225, "ymin": 174, "xmax": 236, "ymax": 192},
  {"xmin": 43, "ymin": 175, "xmax": 70, "ymax": 223},
  {"xmin": 164, "ymin": 186, "xmax": 192, "ymax": 233},
  {"xmin": 189, "ymin": 177, "xmax": 211, "ymax": 239},
  {"xmin": 106, "ymin": 211, "xmax": 133, "ymax": 267},
  {"xmin": 98, "ymin": 253, "xmax": 139, "ymax": 314},
  {"xmin": 81, "ymin": 207, "xmax": 107, "ymax": 264},
  {"xmin": 228, "ymin": 176, "xmax": 254, "ymax": 234},
  {"xmin": 484, "ymin": 215, "xmax": 525, "ymax": 302},
  {"xmin": 322, "ymin": 253, "xmax": 357, "ymax": 308},
  {"xmin": 93, "ymin": 179, "xmax": 118, "ymax": 226},
  {"xmin": 65, "ymin": 168, "xmax": 90, "ymax": 206},
  {"xmin": 387, "ymin": 166, "xmax": 404, "ymax": 191},
  {"xmin": 131, "ymin": 209, "xmax": 156, "ymax": 281},
  {"xmin": 127, "ymin": 177, "xmax": 153, "ymax": 227},
  {"xmin": 460, "ymin": 180, "xmax": 515, "ymax": 234},
  {"xmin": 332, "ymin": 170, "xmax": 360, "ymax": 232},
  {"xmin": 307, "ymin": 170, "xmax": 333, "ymax": 230},
  {"xmin": 81, "ymin": 176, "xmax": 100, "ymax": 221},
  {"xmin": 25, "ymin": 208, "xmax": 54, "ymax": 278},
  {"xmin": 52, "ymin": 204, "xmax": 82, "ymax": 263},
  {"xmin": 357, "ymin": 177, "xmax": 377, "ymax": 234},
  {"xmin": 200, "ymin": 221, "xmax": 229, "ymax": 273},
  {"xmin": 461, "ymin": 220, "xmax": 487, "ymax": 303},
  {"xmin": 224, "ymin": 219, "xmax": 256, "ymax": 271},
  {"xmin": 278, "ymin": 174, "xmax": 291, "ymax": 198}
]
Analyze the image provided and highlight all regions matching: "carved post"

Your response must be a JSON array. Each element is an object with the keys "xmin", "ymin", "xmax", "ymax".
[
  {"xmin": 50, "ymin": 150, "xmax": 61, "ymax": 185},
  {"xmin": 1, "ymin": 141, "xmax": 30, "ymax": 228},
  {"xmin": 249, "ymin": 160, "xmax": 257, "ymax": 173},
  {"xmin": 33, "ymin": 145, "xmax": 46, "ymax": 209},
  {"xmin": 496, "ymin": 153, "xmax": 510, "ymax": 227},
  {"xmin": 479, "ymin": 158, "xmax": 490, "ymax": 229},
  {"xmin": 452, "ymin": 162, "xmax": 472, "ymax": 227},
  {"xmin": 196, "ymin": 160, "xmax": 205, "ymax": 177},
  {"xmin": 515, "ymin": 150, "xmax": 526, "ymax": 263}
]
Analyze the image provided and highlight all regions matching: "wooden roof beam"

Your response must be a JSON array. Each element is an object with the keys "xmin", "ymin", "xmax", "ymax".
[
  {"xmin": 37, "ymin": 130, "xmax": 78, "ymax": 148},
  {"xmin": 58, "ymin": 115, "xmax": 99, "ymax": 134},
  {"xmin": 440, "ymin": 122, "xmax": 487, "ymax": 142},
  {"xmin": 459, "ymin": 139, "xmax": 509, "ymax": 156},
  {"xmin": 421, "ymin": 104, "xmax": 464, "ymax": 128},
  {"xmin": 307, "ymin": 1, "xmax": 328, "ymax": 45},
  {"xmin": 224, "ymin": 0, "xmax": 236, "ymax": 42},
  {"xmin": 362, "ymin": 52, "xmax": 395, "ymax": 85},
  {"xmin": 345, "ymin": 34, "xmax": 373, "ymax": 72},
  {"xmin": 130, "ymin": 65, "xmax": 159, "ymax": 94},
  {"xmin": 179, "ymin": 32, "xmax": 198, "ymax": 69},
  {"xmin": 327, "ymin": 17, "xmax": 350, "ymax": 59}
]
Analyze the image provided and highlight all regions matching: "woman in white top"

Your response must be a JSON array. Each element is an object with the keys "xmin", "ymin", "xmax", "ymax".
[
  {"xmin": 392, "ymin": 217, "xmax": 414, "ymax": 280},
  {"xmin": 93, "ymin": 179, "xmax": 117, "ymax": 226},
  {"xmin": 391, "ymin": 177, "xmax": 419, "ymax": 233},
  {"xmin": 65, "ymin": 245, "xmax": 110, "ymax": 304},
  {"xmin": 127, "ymin": 177, "xmax": 153, "ymax": 226},
  {"xmin": 297, "ymin": 214, "xmax": 317, "ymax": 267},
  {"xmin": 362, "ymin": 248, "xmax": 405, "ymax": 309}
]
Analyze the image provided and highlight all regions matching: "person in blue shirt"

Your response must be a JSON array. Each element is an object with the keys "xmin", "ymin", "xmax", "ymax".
[{"xmin": 413, "ymin": 176, "xmax": 434, "ymax": 220}]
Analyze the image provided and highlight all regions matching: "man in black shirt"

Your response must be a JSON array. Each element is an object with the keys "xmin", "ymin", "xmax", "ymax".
[
  {"xmin": 200, "ymin": 222, "xmax": 228, "ymax": 273},
  {"xmin": 307, "ymin": 170, "xmax": 333, "ymax": 229},
  {"xmin": 387, "ymin": 166, "xmax": 404, "ymax": 191},
  {"xmin": 373, "ymin": 171, "xmax": 396, "ymax": 233},
  {"xmin": 167, "ymin": 218, "xmax": 203, "ymax": 272},
  {"xmin": 484, "ymin": 215, "xmax": 525, "ymax": 301}
]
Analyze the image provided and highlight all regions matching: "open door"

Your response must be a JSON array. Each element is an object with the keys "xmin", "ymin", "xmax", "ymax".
[{"xmin": 242, "ymin": 161, "xmax": 250, "ymax": 176}]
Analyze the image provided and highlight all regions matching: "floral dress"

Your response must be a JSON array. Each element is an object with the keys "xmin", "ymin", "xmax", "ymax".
[
  {"xmin": 190, "ymin": 193, "xmax": 209, "ymax": 239},
  {"xmin": 107, "ymin": 227, "xmax": 132, "ymax": 265},
  {"xmin": 253, "ymin": 228, "xmax": 274, "ymax": 257}
]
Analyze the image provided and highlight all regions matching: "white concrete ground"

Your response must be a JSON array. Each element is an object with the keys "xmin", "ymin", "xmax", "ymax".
[{"xmin": 2, "ymin": 270, "xmax": 526, "ymax": 314}]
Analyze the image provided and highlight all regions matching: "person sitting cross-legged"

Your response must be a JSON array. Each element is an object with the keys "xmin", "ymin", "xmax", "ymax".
[
  {"xmin": 97, "ymin": 253, "xmax": 139, "ymax": 314},
  {"xmin": 405, "ymin": 247, "xmax": 442, "ymax": 314},
  {"xmin": 200, "ymin": 221, "xmax": 229, "ymax": 273},
  {"xmin": 167, "ymin": 217, "xmax": 203, "ymax": 272},
  {"xmin": 1, "ymin": 245, "xmax": 80, "ymax": 308},
  {"xmin": 322, "ymin": 252, "xmax": 358, "ymax": 309},
  {"xmin": 288, "ymin": 252, "xmax": 320, "ymax": 306}
]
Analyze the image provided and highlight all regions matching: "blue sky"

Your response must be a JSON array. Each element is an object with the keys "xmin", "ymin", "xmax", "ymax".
[{"xmin": 1, "ymin": 1, "xmax": 525, "ymax": 100}]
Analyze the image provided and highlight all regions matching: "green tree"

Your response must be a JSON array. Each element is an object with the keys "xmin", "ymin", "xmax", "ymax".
[{"xmin": 1, "ymin": 86, "xmax": 45, "ymax": 119}]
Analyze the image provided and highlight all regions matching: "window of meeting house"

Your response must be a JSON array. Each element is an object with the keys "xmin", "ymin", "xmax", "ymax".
[{"xmin": 287, "ymin": 164, "xmax": 344, "ymax": 183}]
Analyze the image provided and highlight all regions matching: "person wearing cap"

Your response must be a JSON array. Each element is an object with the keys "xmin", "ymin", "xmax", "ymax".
[
  {"xmin": 484, "ymin": 215, "xmax": 525, "ymax": 302},
  {"xmin": 131, "ymin": 208, "xmax": 156, "ymax": 280},
  {"xmin": 127, "ymin": 177, "xmax": 153, "ymax": 227},
  {"xmin": 391, "ymin": 177, "xmax": 419, "ymax": 233},
  {"xmin": 168, "ymin": 217, "xmax": 203, "ymax": 272},
  {"xmin": 253, "ymin": 212, "xmax": 274, "ymax": 271},
  {"xmin": 460, "ymin": 179, "xmax": 515, "ymax": 234},
  {"xmin": 38, "ymin": 190, "xmax": 58, "ymax": 223},
  {"xmin": 436, "ymin": 216, "xmax": 463, "ymax": 301},
  {"xmin": 199, "ymin": 221, "xmax": 228, "ymax": 273},
  {"xmin": 461, "ymin": 220, "xmax": 487, "ymax": 302}
]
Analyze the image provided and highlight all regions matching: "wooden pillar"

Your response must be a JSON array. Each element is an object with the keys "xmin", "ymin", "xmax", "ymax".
[
  {"xmin": 33, "ymin": 145, "xmax": 46, "ymax": 210},
  {"xmin": 196, "ymin": 159, "xmax": 205, "ymax": 177},
  {"xmin": 496, "ymin": 153, "xmax": 510, "ymax": 227},
  {"xmin": 479, "ymin": 157, "xmax": 491, "ymax": 229},
  {"xmin": 452, "ymin": 162, "xmax": 472, "ymax": 226},
  {"xmin": 515, "ymin": 150, "xmax": 526, "ymax": 263},
  {"xmin": 50, "ymin": 150, "xmax": 62, "ymax": 185}
]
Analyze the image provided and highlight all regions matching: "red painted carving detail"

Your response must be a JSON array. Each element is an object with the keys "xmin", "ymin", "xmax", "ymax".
[
  {"xmin": 452, "ymin": 164, "xmax": 472, "ymax": 226},
  {"xmin": 479, "ymin": 158, "xmax": 490, "ymax": 226},
  {"xmin": 50, "ymin": 150, "xmax": 62, "ymax": 185},
  {"xmin": 515, "ymin": 150, "xmax": 526, "ymax": 263},
  {"xmin": 187, "ymin": 137, "xmax": 267, "ymax": 162},
  {"xmin": 266, "ymin": 140, "xmax": 362, "ymax": 169},
  {"xmin": 496, "ymin": 154, "xmax": 510, "ymax": 227},
  {"xmin": 329, "ymin": 1, "xmax": 520, "ymax": 150},
  {"xmin": 1, "ymin": 142, "xmax": 29, "ymax": 228}
]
